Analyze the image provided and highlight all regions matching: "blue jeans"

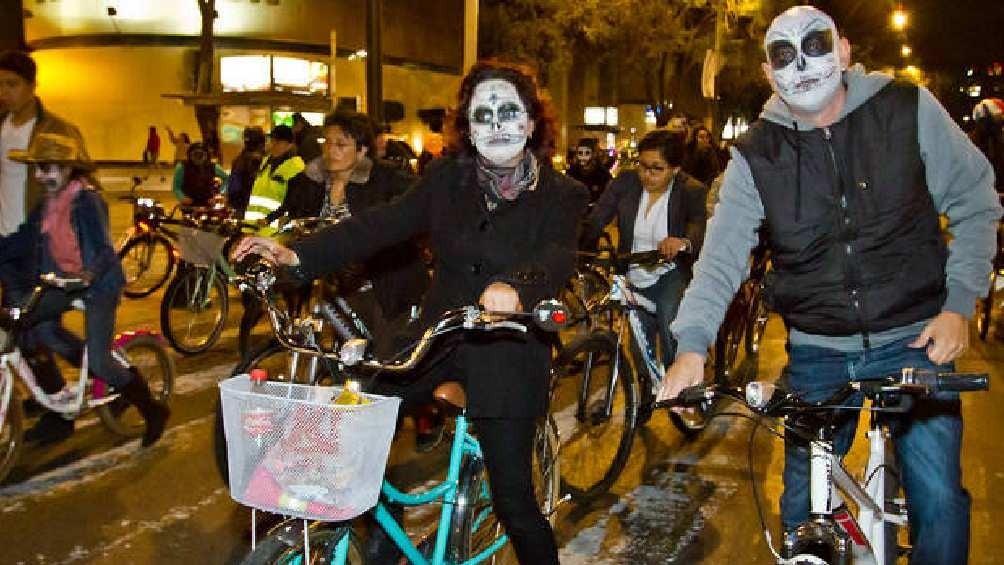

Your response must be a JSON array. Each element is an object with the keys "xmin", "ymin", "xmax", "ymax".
[
  {"xmin": 781, "ymin": 336, "xmax": 970, "ymax": 564},
  {"xmin": 630, "ymin": 268, "xmax": 688, "ymax": 369}
]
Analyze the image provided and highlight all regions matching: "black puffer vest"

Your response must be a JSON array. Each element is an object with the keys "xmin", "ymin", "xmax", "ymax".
[{"xmin": 736, "ymin": 82, "xmax": 946, "ymax": 339}]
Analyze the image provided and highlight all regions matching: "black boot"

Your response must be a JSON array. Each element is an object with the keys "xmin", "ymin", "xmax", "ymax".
[
  {"xmin": 118, "ymin": 370, "xmax": 170, "ymax": 447},
  {"xmin": 24, "ymin": 411, "xmax": 74, "ymax": 444}
]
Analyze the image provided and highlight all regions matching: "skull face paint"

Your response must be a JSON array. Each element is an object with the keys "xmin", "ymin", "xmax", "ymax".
[
  {"xmin": 468, "ymin": 79, "xmax": 531, "ymax": 165},
  {"xmin": 765, "ymin": 6, "xmax": 843, "ymax": 114},
  {"xmin": 575, "ymin": 146, "xmax": 593, "ymax": 167}
]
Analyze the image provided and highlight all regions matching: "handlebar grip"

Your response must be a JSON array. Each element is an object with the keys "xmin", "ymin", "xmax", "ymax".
[
  {"xmin": 652, "ymin": 385, "xmax": 710, "ymax": 410},
  {"xmin": 936, "ymin": 373, "xmax": 989, "ymax": 393}
]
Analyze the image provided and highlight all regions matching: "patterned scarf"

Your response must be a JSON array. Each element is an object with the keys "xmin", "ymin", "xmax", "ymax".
[
  {"xmin": 474, "ymin": 151, "xmax": 539, "ymax": 211},
  {"xmin": 41, "ymin": 179, "xmax": 85, "ymax": 273}
]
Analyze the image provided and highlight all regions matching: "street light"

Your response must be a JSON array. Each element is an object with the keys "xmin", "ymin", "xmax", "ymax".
[
  {"xmin": 891, "ymin": 7, "xmax": 908, "ymax": 31},
  {"xmin": 901, "ymin": 45, "xmax": 912, "ymax": 58}
]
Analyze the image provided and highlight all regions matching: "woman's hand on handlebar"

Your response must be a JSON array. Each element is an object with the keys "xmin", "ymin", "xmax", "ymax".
[
  {"xmin": 657, "ymin": 352, "xmax": 705, "ymax": 406},
  {"xmin": 231, "ymin": 236, "xmax": 301, "ymax": 266},
  {"xmin": 657, "ymin": 236, "xmax": 689, "ymax": 261},
  {"xmin": 479, "ymin": 282, "xmax": 523, "ymax": 314}
]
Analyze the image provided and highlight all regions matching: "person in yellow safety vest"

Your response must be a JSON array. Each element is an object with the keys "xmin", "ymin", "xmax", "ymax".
[{"xmin": 246, "ymin": 124, "xmax": 304, "ymax": 231}]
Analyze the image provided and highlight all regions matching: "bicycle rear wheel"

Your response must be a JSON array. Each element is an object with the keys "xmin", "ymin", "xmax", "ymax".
[
  {"xmin": 241, "ymin": 522, "xmax": 363, "ymax": 565},
  {"xmin": 160, "ymin": 266, "xmax": 229, "ymax": 354},
  {"xmin": 119, "ymin": 234, "xmax": 175, "ymax": 298},
  {"xmin": 97, "ymin": 334, "xmax": 175, "ymax": 438},
  {"xmin": 551, "ymin": 330, "xmax": 637, "ymax": 500}
]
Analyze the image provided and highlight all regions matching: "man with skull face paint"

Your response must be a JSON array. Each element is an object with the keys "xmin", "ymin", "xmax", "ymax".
[
  {"xmin": 566, "ymin": 137, "xmax": 612, "ymax": 205},
  {"xmin": 658, "ymin": 6, "xmax": 1001, "ymax": 563},
  {"xmin": 232, "ymin": 62, "xmax": 587, "ymax": 564}
]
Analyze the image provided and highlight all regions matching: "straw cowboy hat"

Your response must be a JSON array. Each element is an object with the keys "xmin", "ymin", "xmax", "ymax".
[{"xmin": 8, "ymin": 132, "xmax": 94, "ymax": 170}]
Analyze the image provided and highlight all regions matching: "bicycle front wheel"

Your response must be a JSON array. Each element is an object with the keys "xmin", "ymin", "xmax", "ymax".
[
  {"xmin": 551, "ymin": 330, "xmax": 637, "ymax": 500},
  {"xmin": 449, "ymin": 417, "xmax": 560, "ymax": 564},
  {"xmin": 241, "ymin": 522, "xmax": 363, "ymax": 565},
  {"xmin": 98, "ymin": 334, "xmax": 176, "ymax": 438},
  {"xmin": 215, "ymin": 340, "xmax": 337, "ymax": 486},
  {"xmin": 119, "ymin": 234, "xmax": 175, "ymax": 298},
  {"xmin": 0, "ymin": 381, "xmax": 24, "ymax": 484},
  {"xmin": 977, "ymin": 268, "xmax": 999, "ymax": 340},
  {"xmin": 160, "ymin": 266, "xmax": 229, "ymax": 354}
]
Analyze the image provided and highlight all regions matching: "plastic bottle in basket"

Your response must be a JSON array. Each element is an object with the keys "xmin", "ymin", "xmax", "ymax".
[
  {"xmin": 243, "ymin": 368, "xmax": 274, "ymax": 451},
  {"xmin": 333, "ymin": 380, "xmax": 370, "ymax": 405}
]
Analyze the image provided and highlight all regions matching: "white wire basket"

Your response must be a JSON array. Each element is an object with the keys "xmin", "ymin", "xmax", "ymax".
[
  {"xmin": 175, "ymin": 226, "xmax": 228, "ymax": 267},
  {"xmin": 219, "ymin": 375, "xmax": 401, "ymax": 521}
]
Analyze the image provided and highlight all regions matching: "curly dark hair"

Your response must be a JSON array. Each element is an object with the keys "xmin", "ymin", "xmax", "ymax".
[{"xmin": 446, "ymin": 61, "xmax": 556, "ymax": 159}]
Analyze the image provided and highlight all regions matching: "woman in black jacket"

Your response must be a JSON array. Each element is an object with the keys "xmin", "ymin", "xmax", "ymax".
[{"xmin": 234, "ymin": 62, "xmax": 586, "ymax": 564}]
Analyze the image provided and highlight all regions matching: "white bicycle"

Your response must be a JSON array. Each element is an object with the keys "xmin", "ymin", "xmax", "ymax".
[
  {"xmin": 0, "ymin": 274, "xmax": 175, "ymax": 482},
  {"xmin": 660, "ymin": 368, "xmax": 989, "ymax": 564}
]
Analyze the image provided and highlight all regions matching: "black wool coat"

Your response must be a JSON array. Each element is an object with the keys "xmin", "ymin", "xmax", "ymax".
[
  {"xmin": 290, "ymin": 155, "xmax": 588, "ymax": 418},
  {"xmin": 275, "ymin": 159, "xmax": 428, "ymax": 317}
]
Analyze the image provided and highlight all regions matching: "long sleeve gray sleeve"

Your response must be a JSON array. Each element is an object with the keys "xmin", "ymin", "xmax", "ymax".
[
  {"xmin": 917, "ymin": 86, "xmax": 1003, "ymax": 316},
  {"xmin": 670, "ymin": 149, "xmax": 764, "ymax": 357}
]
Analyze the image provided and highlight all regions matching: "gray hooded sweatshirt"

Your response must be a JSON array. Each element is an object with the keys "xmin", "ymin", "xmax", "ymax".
[{"xmin": 671, "ymin": 65, "xmax": 1003, "ymax": 355}]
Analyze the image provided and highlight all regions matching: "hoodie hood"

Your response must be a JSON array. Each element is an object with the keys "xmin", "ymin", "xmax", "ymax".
[{"xmin": 759, "ymin": 64, "xmax": 893, "ymax": 129}]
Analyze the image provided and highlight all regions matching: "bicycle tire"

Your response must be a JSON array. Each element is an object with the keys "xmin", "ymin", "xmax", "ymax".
[
  {"xmin": 97, "ymin": 334, "xmax": 175, "ymax": 438},
  {"xmin": 551, "ymin": 330, "xmax": 637, "ymax": 500},
  {"xmin": 160, "ymin": 266, "xmax": 229, "ymax": 354},
  {"xmin": 448, "ymin": 417, "xmax": 560, "ymax": 564},
  {"xmin": 745, "ymin": 284, "xmax": 769, "ymax": 355},
  {"xmin": 0, "ymin": 384, "xmax": 24, "ymax": 484},
  {"xmin": 119, "ymin": 234, "xmax": 175, "ymax": 298},
  {"xmin": 977, "ymin": 269, "xmax": 996, "ymax": 340},
  {"xmin": 241, "ymin": 522, "xmax": 363, "ymax": 565}
]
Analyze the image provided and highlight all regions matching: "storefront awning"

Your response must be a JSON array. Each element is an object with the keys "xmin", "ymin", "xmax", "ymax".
[{"xmin": 162, "ymin": 91, "xmax": 332, "ymax": 112}]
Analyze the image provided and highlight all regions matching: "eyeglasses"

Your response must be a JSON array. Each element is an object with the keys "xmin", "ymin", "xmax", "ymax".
[{"xmin": 767, "ymin": 29, "xmax": 834, "ymax": 70}]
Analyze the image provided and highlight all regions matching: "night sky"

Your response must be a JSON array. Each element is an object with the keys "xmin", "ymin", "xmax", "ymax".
[{"xmin": 812, "ymin": 0, "xmax": 1004, "ymax": 73}]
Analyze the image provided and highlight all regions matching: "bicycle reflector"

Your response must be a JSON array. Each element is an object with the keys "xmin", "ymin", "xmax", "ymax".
[{"xmin": 534, "ymin": 299, "xmax": 570, "ymax": 332}]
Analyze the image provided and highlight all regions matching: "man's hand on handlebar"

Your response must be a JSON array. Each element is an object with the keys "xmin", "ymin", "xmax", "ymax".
[
  {"xmin": 231, "ymin": 236, "xmax": 301, "ymax": 267},
  {"xmin": 657, "ymin": 352, "xmax": 706, "ymax": 407}
]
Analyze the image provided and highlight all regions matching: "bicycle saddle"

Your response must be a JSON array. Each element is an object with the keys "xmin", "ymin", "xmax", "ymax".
[{"xmin": 433, "ymin": 382, "xmax": 466, "ymax": 416}]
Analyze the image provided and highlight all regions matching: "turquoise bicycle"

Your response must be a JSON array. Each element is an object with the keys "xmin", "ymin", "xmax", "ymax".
[{"xmin": 222, "ymin": 262, "xmax": 565, "ymax": 564}]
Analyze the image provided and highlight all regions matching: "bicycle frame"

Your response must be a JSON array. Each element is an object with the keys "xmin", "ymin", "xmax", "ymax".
[{"xmin": 799, "ymin": 406, "xmax": 905, "ymax": 565}]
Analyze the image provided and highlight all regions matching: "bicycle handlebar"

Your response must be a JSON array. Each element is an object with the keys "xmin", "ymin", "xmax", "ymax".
[
  {"xmin": 577, "ymin": 248, "xmax": 669, "ymax": 270},
  {"xmin": 654, "ymin": 368, "xmax": 989, "ymax": 414},
  {"xmin": 234, "ymin": 258, "xmax": 571, "ymax": 374}
]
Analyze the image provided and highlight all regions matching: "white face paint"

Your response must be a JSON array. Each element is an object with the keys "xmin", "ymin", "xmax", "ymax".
[
  {"xmin": 468, "ymin": 79, "xmax": 531, "ymax": 165},
  {"xmin": 765, "ymin": 6, "xmax": 843, "ymax": 114}
]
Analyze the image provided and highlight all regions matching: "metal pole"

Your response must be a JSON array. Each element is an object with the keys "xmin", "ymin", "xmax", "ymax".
[{"xmin": 366, "ymin": 0, "xmax": 383, "ymax": 124}]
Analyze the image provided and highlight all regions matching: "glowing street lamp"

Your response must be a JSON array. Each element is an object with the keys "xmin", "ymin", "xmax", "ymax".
[
  {"xmin": 901, "ymin": 45, "xmax": 912, "ymax": 58},
  {"xmin": 891, "ymin": 7, "xmax": 908, "ymax": 31}
]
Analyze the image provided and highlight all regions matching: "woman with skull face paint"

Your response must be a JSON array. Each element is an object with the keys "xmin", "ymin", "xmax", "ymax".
[{"xmin": 233, "ymin": 62, "xmax": 587, "ymax": 564}]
